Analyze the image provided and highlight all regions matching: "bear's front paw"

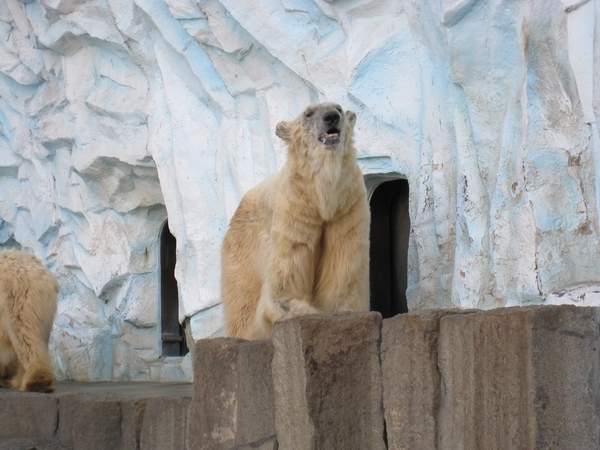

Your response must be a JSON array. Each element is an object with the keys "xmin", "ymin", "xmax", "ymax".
[
  {"xmin": 276, "ymin": 299, "xmax": 318, "ymax": 321},
  {"xmin": 21, "ymin": 365, "xmax": 55, "ymax": 393}
]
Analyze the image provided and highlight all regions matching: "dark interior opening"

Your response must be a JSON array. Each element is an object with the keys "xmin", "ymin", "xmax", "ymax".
[
  {"xmin": 369, "ymin": 179, "xmax": 410, "ymax": 319},
  {"xmin": 160, "ymin": 221, "xmax": 189, "ymax": 357}
]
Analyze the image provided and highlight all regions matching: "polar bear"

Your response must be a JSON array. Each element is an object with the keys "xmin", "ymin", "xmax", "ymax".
[
  {"xmin": 221, "ymin": 102, "xmax": 370, "ymax": 340},
  {"xmin": 0, "ymin": 250, "xmax": 58, "ymax": 392}
]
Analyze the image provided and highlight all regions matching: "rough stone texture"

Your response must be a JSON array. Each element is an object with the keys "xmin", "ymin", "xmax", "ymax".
[
  {"xmin": 381, "ymin": 309, "xmax": 477, "ymax": 450},
  {"xmin": 0, "ymin": 391, "xmax": 58, "ymax": 443},
  {"xmin": 272, "ymin": 312, "xmax": 385, "ymax": 450},
  {"xmin": 186, "ymin": 338, "xmax": 276, "ymax": 450},
  {"xmin": 233, "ymin": 437, "xmax": 278, "ymax": 450},
  {"xmin": 120, "ymin": 398, "xmax": 148, "ymax": 450},
  {"xmin": 0, "ymin": 0, "xmax": 598, "ymax": 380},
  {"xmin": 0, "ymin": 442, "xmax": 69, "ymax": 450},
  {"xmin": 139, "ymin": 396, "xmax": 191, "ymax": 450},
  {"xmin": 3, "ymin": 306, "xmax": 600, "ymax": 448},
  {"xmin": 0, "ymin": 381, "xmax": 193, "ymax": 450},
  {"xmin": 438, "ymin": 305, "xmax": 600, "ymax": 450},
  {"xmin": 58, "ymin": 395, "xmax": 123, "ymax": 450}
]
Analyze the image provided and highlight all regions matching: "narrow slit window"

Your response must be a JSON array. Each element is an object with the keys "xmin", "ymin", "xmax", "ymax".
[
  {"xmin": 160, "ymin": 221, "xmax": 189, "ymax": 357},
  {"xmin": 369, "ymin": 179, "xmax": 410, "ymax": 319}
]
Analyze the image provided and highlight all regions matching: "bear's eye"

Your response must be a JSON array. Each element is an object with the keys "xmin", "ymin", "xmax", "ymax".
[
  {"xmin": 335, "ymin": 106, "xmax": 342, "ymax": 113},
  {"xmin": 305, "ymin": 111, "xmax": 314, "ymax": 118}
]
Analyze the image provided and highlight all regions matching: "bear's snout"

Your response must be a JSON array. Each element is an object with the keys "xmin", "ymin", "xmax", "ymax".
[
  {"xmin": 320, "ymin": 109, "xmax": 342, "ymax": 146},
  {"xmin": 323, "ymin": 111, "xmax": 341, "ymax": 127}
]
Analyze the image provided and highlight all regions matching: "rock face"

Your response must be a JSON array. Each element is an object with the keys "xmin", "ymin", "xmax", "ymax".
[{"xmin": 0, "ymin": 0, "xmax": 599, "ymax": 380}]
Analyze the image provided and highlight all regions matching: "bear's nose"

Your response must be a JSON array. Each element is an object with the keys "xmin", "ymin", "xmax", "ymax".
[{"xmin": 323, "ymin": 111, "xmax": 341, "ymax": 126}]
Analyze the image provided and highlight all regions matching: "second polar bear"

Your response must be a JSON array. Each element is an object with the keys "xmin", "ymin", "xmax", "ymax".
[
  {"xmin": 222, "ymin": 102, "xmax": 370, "ymax": 339},
  {"xmin": 0, "ymin": 249, "xmax": 58, "ymax": 392}
]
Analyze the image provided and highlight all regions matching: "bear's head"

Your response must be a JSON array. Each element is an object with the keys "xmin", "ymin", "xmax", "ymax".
[{"xmin": 275, "ymin": 102, "xmax": 357, "ymax": 152}]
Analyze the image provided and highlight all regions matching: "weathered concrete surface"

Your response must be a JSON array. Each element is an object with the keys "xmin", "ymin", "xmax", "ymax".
[
  {"xmin": 234, "ymin": 436, "xmax": 278, "ymax": 450},
  {"xmin": 0, "ymin": 381, "xmax": 193, "ymax": 450},
  {"xmin": 381, "ymin": 309, "xmax": 477, "ymax": 450},
  {"xmin": 0, "ymin": 391, "xmax": 58, "ymax": 441},
  {"xmin": 59, "ymin": 395, "xmax": 123, "ymax": 449},
  {"xmin": 186, "ymin": 338, "xmax": 276, "ymax": 450},
  {"xmin": 139, "ymin": 396, "xmax": 191, "ymax": 450},
  {"xmin": 120, "ymin": 398, "xmax": 148, "ymax": 450},
  {"xmin": 272, "ymin": 312, "xmax": 385, "ymax": 450},
  {"xmin": 438, "ymin": 305, "xmax": 600, "ymax": 450},
  {"xmin": 4, "ymin": 306, "xmax": 600, "ymax": 450}
]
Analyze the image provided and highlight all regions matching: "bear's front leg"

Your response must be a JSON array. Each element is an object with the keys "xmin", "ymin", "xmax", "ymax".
[
  {"xmin": 253, "ymin": 208, "xmax": 321, "ymax": 339},
  {"xmin": 313, "ymin": 194, "xmax": 371, "ymax": 313}
]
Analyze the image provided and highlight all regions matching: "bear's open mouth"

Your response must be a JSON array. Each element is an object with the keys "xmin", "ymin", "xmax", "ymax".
[{"xmin": 320, "ymin": 128, "xmax": 340, "ymax": 146}]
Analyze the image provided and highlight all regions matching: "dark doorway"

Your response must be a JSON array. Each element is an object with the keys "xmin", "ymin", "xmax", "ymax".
[
  {"xmin": 369, "ymin": 179, "xmax": 410, "ymax": 319},
  {"xmin": 160, "ymin": 221, "xmax": 189, "ymax": 357}
]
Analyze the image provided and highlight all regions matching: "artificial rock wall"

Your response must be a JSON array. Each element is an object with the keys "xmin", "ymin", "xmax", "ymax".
[{"xmin": 0, "ymin": 0, "xmax": 600, "ymax": 380}]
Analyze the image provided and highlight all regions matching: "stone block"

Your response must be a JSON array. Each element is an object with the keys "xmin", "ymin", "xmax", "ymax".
[
  {"xmin": 438, "ymin": 305, "xmax": 600, "ymax": 450},
  {"xmin": 120, "ymin": 398, "xmax": 148, "ymax": 450},
  {"xmin": 58, "ymin": 394, "xmax": 122, "ymax": 450},
  {"xmin": 186, "ymin": 338, "xmax": 276, "ymax": 450},
  {"xmin": 381, "ymin": 309, "xmax": 476, "ymax": 450},
  {"xmin": 140, "ymin": 396, "xmax": 191, "ymax": 450},
  {"xmin": 0, "ymin": 391, "xmax": 58, "ymax": 440},
  {"xmin": 272, "ymin": 312, "xmax": 386, "ymax": 450}
]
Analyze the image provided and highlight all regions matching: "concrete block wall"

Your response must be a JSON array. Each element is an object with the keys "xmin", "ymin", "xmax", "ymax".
[
  {"xmin": 2, "ymin": 305, "xmax": 598, "ymax": 449},
  {"xmin": 190, "ymin": 306, "xmax": 600, "ymax": 450},
  {"xmin": 0, "ymin": 382, "xmax": 193, "ymax": 450}
]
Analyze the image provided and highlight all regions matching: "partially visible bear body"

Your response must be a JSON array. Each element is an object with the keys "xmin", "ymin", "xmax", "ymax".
[
  {"xmin": 222, "ymin": 102, "xmax": 370, "ymax": 340},
  {"xmin": 0, "ymin": 250, "xmax": 58, "ymax": 392}
]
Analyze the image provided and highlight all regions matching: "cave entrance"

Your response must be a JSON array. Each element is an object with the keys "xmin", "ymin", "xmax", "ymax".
[
  {"xmin": 160, "ymin": 221, "xmax": 189, "ymax": 357},
  {"xmin": 367, "ymin": 177, "xmax": 410, "ymax": 319}
]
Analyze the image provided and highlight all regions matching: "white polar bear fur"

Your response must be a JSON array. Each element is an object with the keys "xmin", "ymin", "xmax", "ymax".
[
  {"xmin": 0, "ymin": 249, "xmax": 58, "ymax": 392},
  {"xmin": 221, "ymin": 102, "xmax": 370, "ymax": 340}
]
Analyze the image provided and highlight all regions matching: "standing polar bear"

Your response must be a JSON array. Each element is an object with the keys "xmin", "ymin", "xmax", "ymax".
[
  {"xmin": 222, "ymin": 102, "xmax": 370, "ymax": 340},
  {"xmin": 0, "ymin": 250, "xmax": 58, "ymax": 392}
]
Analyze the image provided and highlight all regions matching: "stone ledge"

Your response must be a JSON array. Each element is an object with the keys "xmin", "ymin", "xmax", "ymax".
[
  {"xmin": 3, "ymin": 306, "xmax": 600, "ymax": 450},
  {"xmin": 0, "ymin": 391, "xmax": 58, "ymax": 442},
  {"xmin": 437, "ymin": 305, "xmax": 600, "ymax": 450},
  {"xmin": 0, "ymin": 381, "xmax": 193, "ymax": 450}
]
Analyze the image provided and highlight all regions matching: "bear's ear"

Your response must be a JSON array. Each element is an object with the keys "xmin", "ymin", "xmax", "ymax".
[
  {"xmin": 276, "ymin": 121, "xmax": 292, "ymax": 142},
  {"xmin": 345, "ymin": 110, "xmax": 357, "ymax": 129}
]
